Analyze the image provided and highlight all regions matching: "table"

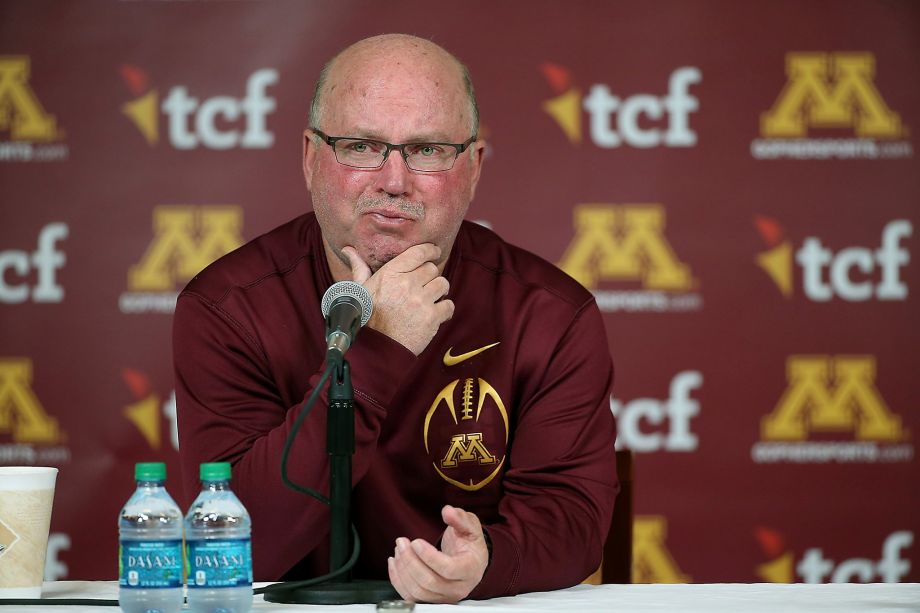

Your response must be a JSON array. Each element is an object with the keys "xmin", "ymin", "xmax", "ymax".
[{"xmin": 9, "ymin": 581, "xmax": 919, "ymax": 612}]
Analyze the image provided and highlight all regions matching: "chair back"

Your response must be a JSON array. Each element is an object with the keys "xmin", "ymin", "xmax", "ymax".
[{"xmin": 583, "ymin": 449, "xmax": 633, "ymax": 584}]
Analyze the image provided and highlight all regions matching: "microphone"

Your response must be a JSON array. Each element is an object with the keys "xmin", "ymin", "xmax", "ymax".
[{"xmin": 321, "ymin": 281, "xmax": 373, "ymax": 363}]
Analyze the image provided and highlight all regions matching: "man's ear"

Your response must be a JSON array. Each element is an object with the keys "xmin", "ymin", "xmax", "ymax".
[
  {"xmin": 467, "ymin": 139, "xmax": 486, "ymax": 201},
  {"xmin": 303, "ymin": 130, "xmax": 317, "ymax": 191}
]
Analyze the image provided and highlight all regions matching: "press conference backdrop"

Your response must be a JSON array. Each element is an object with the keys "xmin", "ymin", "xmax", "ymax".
[{"xmin": 1, "ymin": 0, "xmax": 917, "ymax": 584}]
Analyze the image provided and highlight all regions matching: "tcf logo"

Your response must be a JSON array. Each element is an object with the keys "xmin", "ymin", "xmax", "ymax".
[
  {"xmin": 611, "ymin": 371, "xmax": 702, "ymax": 453},
  {"xmin": 120, "ymin": 66, "xmax": 278, "ymax": 150},
  {"xmin": 0, "ymin": 223, "xmax": 68, "ymax": 304},
  {"xmin": 122, "ymin": 369, "xmax": 178, "ymax": 452},
  {"xmin": 756, "ymin": 527, "xmax": 914, "ymax": 583},
  {"xmin": 540, "ymin": 63, "xmax": 700, "ymax": 149},
  {"xmin": 755, "ymin": 217, "xmax": 911, "ymax": 301}
]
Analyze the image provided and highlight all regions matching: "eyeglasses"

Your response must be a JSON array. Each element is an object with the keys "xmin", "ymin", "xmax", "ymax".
[{"xmin": 311, "ymin": 128, "xmax": 476, "ymax": 172}]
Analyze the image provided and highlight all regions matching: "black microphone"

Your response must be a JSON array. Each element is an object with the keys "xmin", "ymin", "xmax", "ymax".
[{"xmin": 321, "ymin": 281, "xmax": 374, "ymax": 364}]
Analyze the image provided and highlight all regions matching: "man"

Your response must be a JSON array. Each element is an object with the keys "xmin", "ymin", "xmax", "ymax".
[{"xmin": 174, "ymin": 34, "xmax": 618, "ymax": 603}]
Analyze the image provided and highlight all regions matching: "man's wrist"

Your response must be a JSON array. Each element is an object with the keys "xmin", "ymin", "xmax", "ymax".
[{"xmin": 482, "ymin": 528, "xmax": 493, "ymax": 567}]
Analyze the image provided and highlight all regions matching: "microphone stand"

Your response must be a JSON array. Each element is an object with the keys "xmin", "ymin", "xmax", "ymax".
[{"xmin": 265, "ymin": 358, "xmax": 398, "ymax": 604}]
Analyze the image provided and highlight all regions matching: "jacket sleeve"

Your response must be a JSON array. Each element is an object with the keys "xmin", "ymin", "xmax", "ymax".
[
  {"xmin": 470, "ymin": 300, "xmax": 619, "ymax": 598},
  {"xmin": 173, "ymin": 290, "xmax": 416, "ymax": 580}
]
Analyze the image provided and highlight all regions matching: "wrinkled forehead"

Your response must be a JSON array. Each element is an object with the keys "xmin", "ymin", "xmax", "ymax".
[{"xmin": 319, "ymin": 45, "xmax": 472, "ymax": 139}]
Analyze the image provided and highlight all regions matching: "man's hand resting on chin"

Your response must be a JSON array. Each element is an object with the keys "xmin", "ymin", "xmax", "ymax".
[{"xmin": 342, "ymin": 244, "xmax": 453, "ymax": 356}]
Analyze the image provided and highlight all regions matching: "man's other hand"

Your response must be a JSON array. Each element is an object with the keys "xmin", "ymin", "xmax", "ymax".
[
  {"xmin": 342, "ymin": 244, "xmax": 454, "ymax": 356},
  {"xmin": 387, "ymin": 505, "xmax": 489, "ymax": 603}
]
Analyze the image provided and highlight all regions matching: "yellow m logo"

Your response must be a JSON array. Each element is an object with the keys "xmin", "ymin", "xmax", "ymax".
[
  {"xmin": 762, "ymin": 355, "xmax": 902, "ymax": 441},
  {"xmin": 761, "ymin": 53, "xmax": 902, "ymax": 138},
  {"xmin": 440, "ymin": 433, "xmax": 497, "ymax": 468},
  {"xmin": 0, "ymin": 56, "xmax": 58, "ymax": 141},
  {"xmin": 632, "ymin": 516, "xmax": 690, "ymax": 584},
  {"xmin": 424, "ymin": 378, "xmax": 508, "ymax": 492},
  {"xmin": 129, "ymin": 206, "xmax": 244, "ymax": 291},
  {"xmin": 0, "ymin": 358, "xmax": 60, "ymax": 444},
  {"xmin": 558, "ymin": 205, "xmax": 695, "ymax": 290}
]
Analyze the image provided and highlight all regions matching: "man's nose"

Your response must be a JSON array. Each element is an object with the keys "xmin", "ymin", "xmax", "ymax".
[{"xmin": 376, "ymin": 149, "xmax": 412, "ymax": 196}]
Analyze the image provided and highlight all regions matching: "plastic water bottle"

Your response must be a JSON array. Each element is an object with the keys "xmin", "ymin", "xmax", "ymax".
[
  {"xmin": 118, "ymin": 462, "xmax": 184, "ymax": 613},
  {"xmin": 185, "ymin": 462, "xmax": 253, "ymax": 613}
]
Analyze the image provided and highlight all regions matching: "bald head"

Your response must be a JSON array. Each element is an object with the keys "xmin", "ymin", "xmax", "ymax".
[{"xmin": 309, "ymin": 34, "xmax": 479, "ymax": 138}]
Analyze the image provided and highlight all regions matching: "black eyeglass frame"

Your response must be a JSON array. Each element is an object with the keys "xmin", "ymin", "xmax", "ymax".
[{"xmin": 309, "ymin": 128, "xmax": 477, "ymax": 172}]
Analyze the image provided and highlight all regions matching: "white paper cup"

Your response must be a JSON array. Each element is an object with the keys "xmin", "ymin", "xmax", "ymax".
[{"xmin": 0, "ymin": 466, "xmax": 58, "ymax": 599}]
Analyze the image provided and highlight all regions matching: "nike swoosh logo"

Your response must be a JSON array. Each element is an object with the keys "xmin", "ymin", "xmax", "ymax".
[{"xmin": 443, "ymin": 342, "xmax": 501, "ymax": 366}]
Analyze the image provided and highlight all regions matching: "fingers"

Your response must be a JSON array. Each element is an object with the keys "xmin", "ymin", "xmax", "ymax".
[
  {"xmin": 341, "ymin": 246, "xmax": 371, "ymax": 284},
  {"xmin": 434, "ymin": 299, "xmax": 455, "ymax": 323},
  {"xmin": 403, "ymin": 261, "xmax": 440, "ymax": 290},
  {"xmin": 383, "ymin": 243, "xmax": 441, "ymax": 273},
  {"xmin": 441, "ymin": 505, "xmax": 481, "ymax": 538},
  {"xmin": 410, "ymin": 538, "xmax": 467, "ymax": 580},
  {"xmin": 389, "ymin": 538, "xmax": 441, "ymax": 603},
  {"xmin": 389, "ymin": 537, "xmax": 475, "ymax": 603},
  {"xmin": 388, "ymin": 510, "xmax": 488, "ymax": 603},
  {"xmin": 358, "ymin": 242, "xmax": 451, "ymax": 355},
  {"xmin": 341, "ymin": 243, "xmax": 439, "ymax": 283},
  {"xmin": 387, "ymin": 556, "xmax": 411, "ymax": 601},
  {"xmin": 439, "ymin": 506, "xmax": 488, "ymax": 567},
  {"xmin": 423, "ymin": 275, "xmax": 450, "ymax": 302}
]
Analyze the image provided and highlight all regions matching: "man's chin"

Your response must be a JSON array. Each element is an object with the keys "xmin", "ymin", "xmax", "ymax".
[
  {"xmin": 366, "ymin": 250, "xmax": 400, "ymax": 273},
  {"xmin": 361, "ymin": 239, "xmax": 416, "ymax": 271}
]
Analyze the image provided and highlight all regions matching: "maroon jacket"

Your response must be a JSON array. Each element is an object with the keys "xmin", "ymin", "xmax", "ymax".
[{"xmin": 173, "ymin": 213, "xmax": 618, "ymax": 598}]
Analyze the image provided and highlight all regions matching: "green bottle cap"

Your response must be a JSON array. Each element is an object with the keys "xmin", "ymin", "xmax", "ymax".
[
  {"xmin": 135, "ymin": 462, "xmax": 166, "ymax": 481},
  {"xmin": 200, "ymin": 462, "xmax": 231, "ymax": 481}
]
